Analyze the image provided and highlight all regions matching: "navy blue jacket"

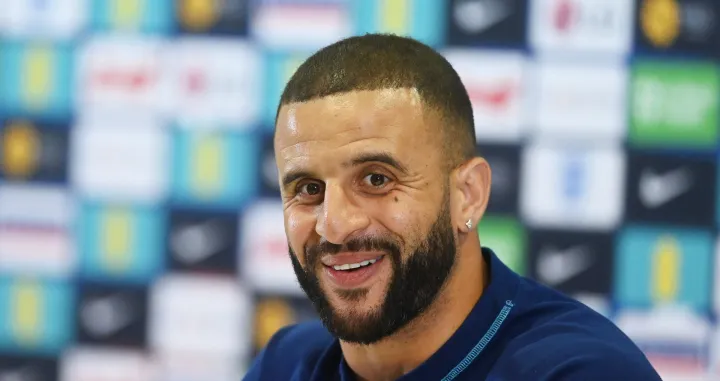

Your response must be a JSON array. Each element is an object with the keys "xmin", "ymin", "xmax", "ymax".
[{"xmin": 245, "ymin": 248, "xmax": 661, "ymax": 380}]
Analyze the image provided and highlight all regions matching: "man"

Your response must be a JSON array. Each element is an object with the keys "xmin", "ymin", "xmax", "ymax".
[{"xmin": 245, "ymin": 34, "xmax": 661, "ymax": 381}]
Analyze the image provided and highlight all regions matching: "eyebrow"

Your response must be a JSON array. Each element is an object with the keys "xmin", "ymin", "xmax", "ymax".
[
  {"xmin": 280, "ymin": 151, "xmax": 409, "ymax": 190},
  {"xmin": 343, "ymin": 152, "xmax": 409, "ymax": 174}
]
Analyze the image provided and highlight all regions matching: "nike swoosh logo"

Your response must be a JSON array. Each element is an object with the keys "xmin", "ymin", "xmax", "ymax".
[
  {"xmin": 454, "ymin": 0, "xmax": 513, "ymax": 33},
  {"xmin": 638, "ymin": 168, "xmax": 693, "ymax": 209},
  {"xmin": 170, "ymin": 219, "xmax": 229, "ymax": 264},
  {"xmin": 537, "ymin": 245, "xmax": 593, "ymax": 286},
  {"xmin": 0, "ymin": 366, "xmax": 40, "ymax": 381},
  {"xmin": 80, "ymin": 294, "xmax": 136, "ymax": 337}
]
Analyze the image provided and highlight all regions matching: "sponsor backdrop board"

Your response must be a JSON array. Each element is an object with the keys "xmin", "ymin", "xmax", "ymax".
[{"xmin": 0, "ymin": 0, "xmax": 719, "ymax": 379}]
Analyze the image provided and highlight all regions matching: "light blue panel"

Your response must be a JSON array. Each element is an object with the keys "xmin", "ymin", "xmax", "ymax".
[
  {"xmin": 262, "ymin": 51, "xmax": 314, "ymax": 128},
  {"xmin": 352, "ymin": 0, "xmax": 445, "ymax": 47},
  {"xmin": 78, "ymin": 203, "xmax": 166, "ymax": 283},
  {"xmin": 171, "ymin": 130, "xmax": 259, "ymax": 207},
  {"xmin": 0, "ymin": 41, "xmax": 73, "ymax": 120},
  {"xmin": 91, "ymin": 0, "xmax": 173, "ymax": 34},
  {"xmin": 615, "ymin": 225, "xmax": 713, "ymax": 312},
  {"xmin": 0, "ymin": 277, "xmax": 74, "ymax": 355}
]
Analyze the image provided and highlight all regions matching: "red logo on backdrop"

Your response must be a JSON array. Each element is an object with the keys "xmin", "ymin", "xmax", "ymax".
[
  {"xmin": 186, "ymin": 69, "xmax": 206, "ymax": 94},
  {"xmin": 255, "ymin": 238, "xmax": 289, "ymax": 259},
  {"xmin": 554, "ymin": 0, "xmax": 575, "ymax": 32},
  {"xmin": 91, "ymin": 69, "xmax": 155, "ymax": 91},
  {"xmin": 183, "ymin": 68, "xmax": 239, "ymax": 95},
  {"xmin": 466, "ymin": 82, "xmax": 516, "ymax": 110}
]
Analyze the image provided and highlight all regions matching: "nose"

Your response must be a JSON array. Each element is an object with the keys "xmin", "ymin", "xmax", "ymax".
[{"xmin": 315, "ymin": 182, "xmax": 370, "ymax": 245}]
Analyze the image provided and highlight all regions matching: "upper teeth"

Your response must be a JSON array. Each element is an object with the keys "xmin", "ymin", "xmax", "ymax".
[{"xmin": 333, "ymin": 258, "xmax": 378, "ymax": 271}]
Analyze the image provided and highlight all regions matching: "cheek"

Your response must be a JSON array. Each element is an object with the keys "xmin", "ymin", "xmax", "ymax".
[
  {"xmin": 381, "ymin": 201, "xmax": 428, "ymax": 247},
  {"xmin": 285, "ymin": 210, "xmax": 316, "ymax": 265},
  {"xmin": 384, "ymin": 197, "xmax": 433, "ymax": 229},
  {"xmin": 388, "ymin": 207, "xmax": 414, "ymax": 228}
]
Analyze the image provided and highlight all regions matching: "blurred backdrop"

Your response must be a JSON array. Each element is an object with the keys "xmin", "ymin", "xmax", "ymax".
[{"xmin": 0, "ymin": 0, "xmax": 718, "ymax": 379}]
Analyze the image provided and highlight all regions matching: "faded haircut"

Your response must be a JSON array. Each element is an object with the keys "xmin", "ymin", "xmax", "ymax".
[{"xmin": 275, "ymin": 33, "xmax": 476, "ymax": 169}]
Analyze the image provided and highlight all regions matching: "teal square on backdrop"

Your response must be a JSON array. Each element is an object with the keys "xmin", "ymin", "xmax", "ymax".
[
  {"xmin": 615, "ymin": 225, "xmax": 713, "ymax": 312},
  {"xmin": 352, "ymin": 0, "xmax": 446, "ymax": 47},
  {"xmin": 0, "ymin": 41, "xmax": 74, "ymax": 120},
  {"xmin": 171, "ymin": 129, "xmax": 259, "ymax": 208},
  {"xmin": 91, "ymin": 0, "xmax": 173, "ymax": 34},
  {"xmin": 77, "ymin": 203, "xmax": 166, "ymax": 283},
  {"xmin": 0, "ymin": 277, "xmax": 74, "ymax": 355},
  {"xmin": 262, "ymin": 51, "xmax": 314, "ymax": 128}
]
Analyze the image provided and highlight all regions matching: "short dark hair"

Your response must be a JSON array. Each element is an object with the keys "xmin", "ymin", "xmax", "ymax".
[{"xmin": 275, "ymin": 33, "xmax": 476, "ymax": 169}]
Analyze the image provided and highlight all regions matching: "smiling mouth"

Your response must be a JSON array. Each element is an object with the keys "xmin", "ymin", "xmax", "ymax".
[
  {"xmin": 323, "ymin": 256, "xmax": 386, "ymax": 289},
  {"xmin": 329, "ymin": 256, "xmax": 382, "ymax": 271}
]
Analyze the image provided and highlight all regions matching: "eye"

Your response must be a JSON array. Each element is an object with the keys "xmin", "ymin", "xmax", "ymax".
[
  {"xmin": 298, "ymin": 182, "xmax": 323, "ymax": 196},
  {"xmin": 363, "ymin": 173, "xmax": 389, "ymax": 188}
]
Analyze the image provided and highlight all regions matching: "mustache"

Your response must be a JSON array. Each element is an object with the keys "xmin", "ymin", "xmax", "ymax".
[{"xmin": 304, "ymin": 236, "xmax": 402, "ymax": 266}]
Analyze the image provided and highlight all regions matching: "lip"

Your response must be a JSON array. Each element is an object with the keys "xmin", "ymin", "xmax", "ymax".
[
  {"xmin": 320, "ymin": 252, "xmax": 386, "ymax": 267},
  {"xmin": 322, "ymin": 256, "xmax": 386, "ymax": 289}
]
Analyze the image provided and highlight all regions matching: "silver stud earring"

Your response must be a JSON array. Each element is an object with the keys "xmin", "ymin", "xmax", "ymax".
[{"xmin": 465, "ymin": 219, "xmax": 472, "ymax": 230}]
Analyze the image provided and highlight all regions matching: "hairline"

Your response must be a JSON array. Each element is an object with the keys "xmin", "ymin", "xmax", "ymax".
[{"xmin": 274, "ymin": 87, "xmax": 469, "ymax": 166}]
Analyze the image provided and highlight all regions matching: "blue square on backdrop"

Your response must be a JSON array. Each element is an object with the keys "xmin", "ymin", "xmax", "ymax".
[
  {"xmin": 171, "ymin": 129, "xmax": 259, "ymax": 208},
  {"xmin": 0, "ymin": 41, "xmax": 73, "ymax": 120},
  {"xmin": 352, "ymin": 0, "xmax": 446, "ymax": 48},
  {"xmin": 77, "ymin": 203, "xmax": 166, "ymax": 283},
  {"xmin": 262, "ymin": 51, "xmax": 314, "ymax": 128},
  {"xmin": 91, "ymin": 0, "xmax": 173, "ymax": 34},
  {"xmin": 0, "ymin": 277, "xmax": 74, "ymax": 355},
  {"xmin": 614, "ymin": 225, "xmax": 713, "ymax": 312}
]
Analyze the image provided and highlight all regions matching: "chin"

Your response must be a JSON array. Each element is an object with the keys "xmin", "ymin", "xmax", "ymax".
[
  {"xmin": 328, "ymin": 288, "xmax": 379, "ymax": 308},
  {"xmin": 338, "ymin": 300, "xmax": 384, "ymax": 318}
]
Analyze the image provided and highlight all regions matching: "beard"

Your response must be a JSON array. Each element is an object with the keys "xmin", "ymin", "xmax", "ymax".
[{"xmin": 288, "ymin": 194, "xmax": 458, "ymax": 345}]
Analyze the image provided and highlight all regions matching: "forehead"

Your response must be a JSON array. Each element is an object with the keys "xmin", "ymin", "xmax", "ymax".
[{"xmin": 275, "ymin": 89, "xmax": 437, "ymax": 169}]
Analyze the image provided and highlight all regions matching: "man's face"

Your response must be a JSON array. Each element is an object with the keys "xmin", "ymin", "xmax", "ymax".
[{"xmin": 275, "ymin": 89, "xmax": 459, "ymax": 345}]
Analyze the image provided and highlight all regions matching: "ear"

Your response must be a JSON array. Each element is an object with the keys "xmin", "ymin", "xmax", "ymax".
[{"xmin": 452, "ymin": 157, "xmax": 491, "ymax": 234}]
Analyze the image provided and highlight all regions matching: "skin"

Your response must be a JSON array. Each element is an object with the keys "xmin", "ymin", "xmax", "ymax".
[{"xmin": 275, "ymin": 88, "xmax": 492, "ymax": 381}]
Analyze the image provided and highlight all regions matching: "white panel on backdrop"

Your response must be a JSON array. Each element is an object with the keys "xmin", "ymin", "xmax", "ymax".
[
  {"xmin": 161, "ymin": 38, "xmax": 262, "ymax": 127},
  {"xmin": 531, "ymin": 59, "xmax": 627, "ymax": 141},
  {"xmin": 0, "ymin": 184, "xmax": 73, "ymax": 226},
  {"xmin": 520, "ymin": 141, "xmax": 625, "ymax": 230},
  {"xmin": 0, "ymin": 225, "xmax": 74, "ymax": 277},
  {"xmin": 70, "ymin": 116, "xmax": 169, "ymax": 203},
  {"xmin": 714, "ymin": 239, "xmax": 720, "ymax": 320},
  {"xmin": 443, "ymin": 49, "xmax": 528, "ymax": 143},
  {"xmin": 60, "ymin": 348, "xmax": 157, "ymax": 381},
  {"xmin": 615, "ymin": 306, "xmax": 712, "ymax": 380},
  {"xmin": 76, "ymin": 36, "xmax": 166, "ymax": 114},
  {"xmin": 241, "ymin": 200, "xmax": 303, "ymax": 295},
  {"xmin": 0, "ymin": 184, "xmax": 75, "ymax": 277},
  {"xmin": 709, "ymin": 328, "xmax": 720, "ymax": 380},
  {"xmin": 157, "ymin": 353, "xmax": 244, "ymax": 381},
  {"xmin": 149, "ymin": 275, "xmax": 252, "ymax": 357},
  {"xmin": 251, "ymin": 0, "xmax": 351, "ymax": 50},
  {"xmin": 0, "ymin": 0, "xmax": 87, "ymax": 40},
  {"xmin": 529, "ymin": 0, "xmax": 634, "ymax": 55}
]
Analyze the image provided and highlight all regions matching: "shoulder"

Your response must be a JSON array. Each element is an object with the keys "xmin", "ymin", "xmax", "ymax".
[
  {"xmin": 244, "ymin": 321, "xmax": 336, "ymax": 381},
  {"xmin": 504, "ymin": 333, "xmax": 660, "ymax": 379},
  {"xmin": 492, "ymin": 304, "xmax": 661, "ymax": 380}
]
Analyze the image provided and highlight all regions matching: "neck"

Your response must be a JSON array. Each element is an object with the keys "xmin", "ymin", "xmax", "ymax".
[{"xmin": 340, "ymin": 241, "xmax": 487, "ymax": 381}]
